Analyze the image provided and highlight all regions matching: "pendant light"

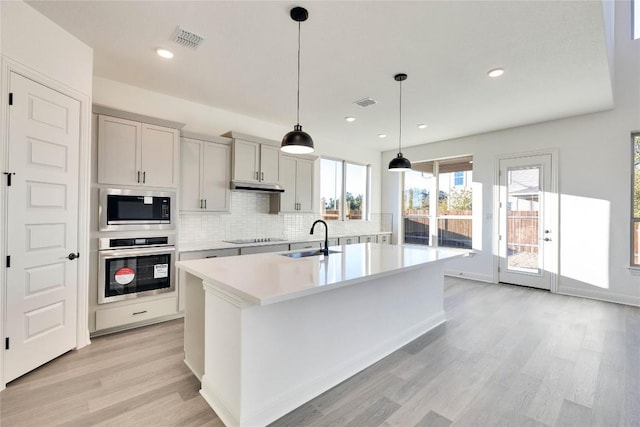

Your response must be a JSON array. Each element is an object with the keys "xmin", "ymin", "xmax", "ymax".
[
  {"xmin": 281, "ymin": 6, "xmax": 314, "ymax": 154},
  {"xmin": 388, "ymin": 73, "xmax": 412, "ymax": 171}
]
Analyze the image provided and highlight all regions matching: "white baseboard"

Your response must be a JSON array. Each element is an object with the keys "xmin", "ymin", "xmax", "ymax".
[
  {"xmin": 248, "ymin": 311, "xmax": 445, "ymax": 426},
  {"xmin": 445, "ymin": 269, "xmax": 493, "ymax": 283},
  {"xmin": 183, "ymin": 358, "xmax": 202, "ymax": 381},
  {"xmin": 89, "ymin": 313, "xmax": 184, "ymax": 337},
  {"xmin": 200, "ymin": 378, "xmax": 239, "ymax": 427},
  {"xmin": 558, "ymin": 286, "xmax": 640, "ymax": 307}
]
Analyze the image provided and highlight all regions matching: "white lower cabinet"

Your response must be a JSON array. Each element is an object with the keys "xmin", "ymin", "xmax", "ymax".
[
  {"xmin": 338, "ymin": 236, "xmax": 358, "ymax": 245},
  {"xmin": 377, "ymin": 234, "xmax": 391, "ymax": 244},
  {"xmin": 179, "ymin": 248, "xmax": 240, "ymax": 261},
  {"xmin": 290, "ymin": 241, "xmax": 322, "ymax": 251},
  {"xmin": 95, "ymin": 297, "xmax": 177, "ymax": 331},
  {"xmin": 240, "ymin": 244, "xmax": 290, "ymax": 255},
  {"xmin": 178, "ymin": 248, "xmax": 240, "ymax": 311}
]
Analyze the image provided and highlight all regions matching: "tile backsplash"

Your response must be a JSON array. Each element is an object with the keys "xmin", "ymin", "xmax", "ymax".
[{"xmin": 179, "ymin": 191, "xmax": 391, "ymax": 244}]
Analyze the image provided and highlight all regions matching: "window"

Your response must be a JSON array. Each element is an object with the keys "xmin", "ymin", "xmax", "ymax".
[
  {"xmin": 403, "ymin": 156, "xmax": 473, "ymax": 248},
  {"xmin": 632, "ymin": 134, "xmax": 640, "ymax": 265},
  {"xmin": 454, "ymin": 171, "xmax": 464, "ymax": 186},
  {"xmin": 635, "ymin": 0, "xmax": 640, "ymax": 40},
  {"xmin": 321, "ymin": 158, "xmax": 370, "ymax": 221}
]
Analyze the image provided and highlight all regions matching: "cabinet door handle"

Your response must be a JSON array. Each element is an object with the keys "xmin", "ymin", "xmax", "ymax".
[
  {"xmin": 261, "ymin": 172, "xmax": 264, "ymax": 181},
  {"xmin": 132, "ymin": 310, "xmax": 148, "ymax": 316},
  {"xmin": 137, "ymin": 171, "xmax": 140, "ymax": 183},
  {"xmin": 255, "ymin": 171, "xmax": 259, "ymax": 180},
  {"xmin": 200, "ymin": 199, "xmax": 203, "ymax": 209},
  {"xmin": 143, "ymin": 171, "xmax": 146, "ymax": 183},
  {"xmin": 204, "ymin": 199, "xmax": 207, "ymax": 209}
]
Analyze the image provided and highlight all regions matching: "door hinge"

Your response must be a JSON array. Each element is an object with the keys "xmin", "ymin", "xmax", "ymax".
[
  {"xmin": 5, "ymin": 337, "xmax": 9, "ymax": 350},
  {"xmin": 8, "ymin": 93, "xmax": 13, "ymax": 106},
  {"xmin": 6, "ymin": 255, "xmax": 10, "ymax": 268}
]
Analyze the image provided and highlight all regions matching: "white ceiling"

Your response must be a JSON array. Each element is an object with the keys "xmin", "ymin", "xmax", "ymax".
[{"xmin": 26, "ymin": 0, "xmax": 613, "ymax": 152}]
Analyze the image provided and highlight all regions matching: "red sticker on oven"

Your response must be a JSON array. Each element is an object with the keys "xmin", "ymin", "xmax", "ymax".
[{"xmin": 114, "ymin": 267, "xmax": 135, "ymax": 285}]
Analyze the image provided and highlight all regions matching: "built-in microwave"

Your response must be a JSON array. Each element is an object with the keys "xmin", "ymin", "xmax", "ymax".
[{"xmin": 99, "ymin": 188, "xmax": 175, "ymax": 232}]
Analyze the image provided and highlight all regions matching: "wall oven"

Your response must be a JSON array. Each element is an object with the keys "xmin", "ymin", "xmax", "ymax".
[
  {"xmin": 99, "ymin": 188, "xmax": 175, "ymax": 232},
  {"xmin": 98, "ymin": 235, "xmax": 176, "ymax": 304}
]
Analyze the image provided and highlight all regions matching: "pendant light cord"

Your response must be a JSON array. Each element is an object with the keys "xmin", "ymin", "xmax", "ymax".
[
  {"xmin": 398, "ymin": 79, "xmax": 403, "ymax": 153},
  {"xmin": 296, "ymin": 21, "xmax": 301, "ymax": 126}
]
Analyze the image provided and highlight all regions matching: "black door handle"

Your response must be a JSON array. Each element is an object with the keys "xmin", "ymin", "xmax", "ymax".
[{"xmin": 67, "ymin": 252, "xmax": 80, "ymax": 260}]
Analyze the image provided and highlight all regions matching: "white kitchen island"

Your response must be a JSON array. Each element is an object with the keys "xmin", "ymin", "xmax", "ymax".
[{"xmin": 176, "ymin": 243, "xmax": 465, "ymax": 427}]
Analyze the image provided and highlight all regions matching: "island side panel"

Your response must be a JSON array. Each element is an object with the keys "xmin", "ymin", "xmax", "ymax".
[
  {"xmin": 200, "ymin": 285, "xmax": 244, "ymax": 427},
  {"xmin": 182, "ymin": 271, "xmax": 205, "ymax": 380},
  {"xmin": 229, "ymin": 262, "xmax": 445, "ymax": 426}
]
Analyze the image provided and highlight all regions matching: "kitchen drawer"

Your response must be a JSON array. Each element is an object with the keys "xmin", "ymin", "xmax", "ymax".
[
  {"xmin": 95, "ymin": 297, "xmax": 177, "ymax": 331},
  {"xmin": 289, "ymin": 241, "xmax": 321, "ymax": 251},
  {"xmin": 338, "ymin": 236, "xmax": 358, "ymax": 245},
  {"xmin": 327, "ymin": 238, "xmax": 339, "ymax": 247},
  {"xmin": 179, "ymin": 248, "xmax": 239, "ymax": 261},
  {"xmin": 359, "ymin": 235, "xmax": 377, "ymax": 243},
  {"xmin": 240, "ymin": 243, "xmax": 290, "ymax": 255}
]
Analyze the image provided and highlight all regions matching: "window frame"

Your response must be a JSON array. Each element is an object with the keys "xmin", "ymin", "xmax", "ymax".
[
  {"xmin": 403, "ymin": 156, "xmax": 473, "ymax": 248},
  {"xmin": 631, "ymin": 133, "xmax": 640, "ymax": 266},
  {"xmin": 320, "ymin": 156, "xmax": 371, "ymax": 221}
]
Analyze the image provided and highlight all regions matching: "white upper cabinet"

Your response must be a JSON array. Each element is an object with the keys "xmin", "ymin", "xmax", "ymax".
[
  {"xmin": 97, "ymin": 114, "xmax": 179, "ymax": 188},
  {"xmin": 233, "ymin": 139, "xmax": 260, "ymax": 183},
  {"xmin": 231, "ymin": 138, "xmax": 280, "ymax": 185},
  {"xmin": 279, "ymin": 155, "xmax": 314, "ymax": 212},
  {"xmin": 180, "ymin": 135, "xmax": 231, "ymax": 212}
]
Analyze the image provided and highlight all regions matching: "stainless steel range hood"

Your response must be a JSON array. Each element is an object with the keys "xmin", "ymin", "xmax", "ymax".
[{"xmin": 230, "ymin": 181, "xmax": 285, "ymax": 193}]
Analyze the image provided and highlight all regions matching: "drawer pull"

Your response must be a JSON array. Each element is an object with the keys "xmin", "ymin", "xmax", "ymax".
[
  {"xmin": 205, "ymin": 255, "xmax": 218, "ymax": 258},
  {"xmin": 132, "ymin": 310, "xmax": 148, "ymax": 316}
]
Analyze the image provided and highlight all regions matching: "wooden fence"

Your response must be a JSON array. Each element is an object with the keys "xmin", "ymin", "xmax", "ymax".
[{"xmin": 403, "ymin": 210, "xmax": 539, "ymax": 252}]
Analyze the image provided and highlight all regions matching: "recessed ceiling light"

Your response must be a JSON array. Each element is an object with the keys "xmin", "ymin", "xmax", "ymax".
[
  {"xmin": 345, "ymin": 117, "xmax": 356, "ymax": 122},
  {"xmin": 378, "ymin": 134, "xmax": 387, "ymax": 138},
  {"xmin": 417, "ymin": 124, "xmax": 428, "ymax": 129},
  {"xmin": 156, "ymin": 48, "xmax": 174, "ymax": 59},
  {"xmin": 487, "ymin": 68, "xmax": 504, "ymax": 78}
]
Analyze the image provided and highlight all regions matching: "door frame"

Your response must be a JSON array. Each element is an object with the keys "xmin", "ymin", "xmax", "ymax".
[
  {"xmin": 0, "ymin": 57, "xmax": 92, "ymax": 390},
  {"xmin": 493, "ymin": 149, "xmax": 559, "ymax": 293}
]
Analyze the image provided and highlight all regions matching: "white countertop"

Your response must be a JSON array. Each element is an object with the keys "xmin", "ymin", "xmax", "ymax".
[
  {"xmin": 177, "ymin": 232, "xmax": 391, "ymax": 252},
  {"xmin": 176, "ymin": 243, "xmax": 466, "ymax": 306}
]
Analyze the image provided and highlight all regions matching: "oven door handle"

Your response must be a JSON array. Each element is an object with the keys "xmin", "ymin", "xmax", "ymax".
[{"xmin": 99, "ymin": 246, "xmax": 176, "ymax": 259}]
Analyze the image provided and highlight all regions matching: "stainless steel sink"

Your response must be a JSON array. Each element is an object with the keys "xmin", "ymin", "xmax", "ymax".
[{"xmin": 281, "ymin": 249, "xmax": 341, "ymax": 258}]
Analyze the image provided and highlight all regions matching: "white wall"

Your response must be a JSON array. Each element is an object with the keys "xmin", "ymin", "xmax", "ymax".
[
  {"xmin": 383, "ymin": 0, "xmax": 640, "ymax": 306},
  {"xmin": 0, "ymin": 1, "xmax": 92, "ymax": 95},
  {"xmin": 93, "ymin": 77, "xmax": 383, "ymax": 215}
]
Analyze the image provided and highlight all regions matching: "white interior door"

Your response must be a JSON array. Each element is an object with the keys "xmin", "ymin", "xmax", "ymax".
[
  {"xmin": 498, "ymin": 153, "xmax": 556, "ymax": 290},
  {"xmin": 4, "ymin": 72, "xmax": 80, "ymax": 382}
]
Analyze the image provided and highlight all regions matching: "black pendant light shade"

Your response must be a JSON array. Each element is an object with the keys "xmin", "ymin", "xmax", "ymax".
[
  {"xmin": 388, "ymin": 73, "xmax": 412, "ymax": 172},
  {"xmin": 281, "ymin": 6, "xmax": 314, "ymax": 154},
  {"xmin": 281, "ymin": 124, "xmax": 314, "ymax": 154},
  {"xmin": 389, "ymin": 152, "xmax": 412, "ymax": 170}
]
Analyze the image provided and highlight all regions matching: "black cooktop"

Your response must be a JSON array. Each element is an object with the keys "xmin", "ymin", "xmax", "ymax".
[{"xmin": 223, "ymin": 238, "xmax": 287, "ymax": 244}]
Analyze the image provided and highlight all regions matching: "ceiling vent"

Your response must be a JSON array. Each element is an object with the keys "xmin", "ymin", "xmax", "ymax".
[
  {"xmin": 354, "ymin": 97, "xmax": 377, "ymax": 108},
  {"xmin": 171, "ymin": 26, "xmax": 205, "ymax": 49}
]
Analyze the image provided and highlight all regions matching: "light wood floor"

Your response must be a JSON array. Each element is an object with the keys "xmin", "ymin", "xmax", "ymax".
[{"xmin": 1, "ymin": 278, "xmax": 638, "ymax": 426}]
